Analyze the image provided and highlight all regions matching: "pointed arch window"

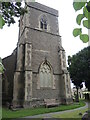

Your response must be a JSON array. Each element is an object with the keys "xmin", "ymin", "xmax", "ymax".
[
  {"xmin": 40, "ymin": 15, "xmax": 47, "ymax": 30},
  {"xmin": 39, "ymin": 62, "xmax": 53, "ymax": 88}
]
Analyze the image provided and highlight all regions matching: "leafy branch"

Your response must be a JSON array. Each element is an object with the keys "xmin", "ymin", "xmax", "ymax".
[
  {"xmin": 73, "ymin": 1, "xmax": 90, "ymax": 43},
  {"xmin": 0, "ymin": 57, "xmax": 4, "ymax": 74},
  {"xmin": 0, "ymin": 1, "xmax": 27, "ymax": 29}
]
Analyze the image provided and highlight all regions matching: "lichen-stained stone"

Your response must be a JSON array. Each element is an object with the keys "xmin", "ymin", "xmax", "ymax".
[
  {"xmin": 25, "ymin": 43, "xmax": 32, "ymax": 70},
  {"xmin": 2, "ymin": 2, "xmax": 73, "ymax": 108}
]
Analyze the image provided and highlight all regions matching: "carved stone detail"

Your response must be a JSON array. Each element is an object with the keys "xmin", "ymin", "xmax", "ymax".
[{"xmin": 37, "ymin": 62, "xmax": 55, "ymax": 89}]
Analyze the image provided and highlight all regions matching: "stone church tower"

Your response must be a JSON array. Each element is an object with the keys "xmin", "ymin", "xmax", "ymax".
[{"xmin": 3, "ymin": 2, "xmax": 72, "ymax": 108}]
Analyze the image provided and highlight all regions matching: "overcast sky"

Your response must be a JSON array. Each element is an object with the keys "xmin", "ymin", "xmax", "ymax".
[{"xmin": 0, "ymin": 0, "xmax": 88, "ymax": 60}]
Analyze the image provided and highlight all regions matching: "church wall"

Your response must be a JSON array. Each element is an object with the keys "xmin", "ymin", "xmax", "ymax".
[
  {"xmin": 19, "ymin": 3, "xmax": 73, "ymax": 106},
  {"xmin": 13, "ymin": 71, "xmax": 25, "ymax": 107},
  {"xmin": 28, "ymin": 28, "xmax": 63, "ymax": 102},
  {"xmin": 18, "ymin": 27, "xmax": 62, "ymax": 74},
  {"xmin": 2, "ymin": 50, "xmax": 17, "ymax": 104},
  {"xmin": 26, "ymin": 29, "xmax": 62, "ymax": 74},
  {"xmin": 28, "ymin": 7, "xmax": 59, "ymax": 35},
  {"xmin": 28, "ymin": 2, "xmax": 58, "ymax": 16},
  {"xmin": 2, "ymin": 2, "xmax": 73, "ymax": 108},
  {"xmin": 10, "ymin": 2, "xmax": 73, "ymax": 107},
  {"xmin": 32, "ymin": 73, "xmax": 61, "ymax": 99}
]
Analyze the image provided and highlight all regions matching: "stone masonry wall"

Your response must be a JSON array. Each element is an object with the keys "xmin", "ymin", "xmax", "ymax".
[{"xmin": 2, "ymin": 49, "xmax": 17, "ymax": 104}]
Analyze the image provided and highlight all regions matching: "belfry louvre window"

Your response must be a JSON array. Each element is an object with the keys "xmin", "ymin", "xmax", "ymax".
[
  {"xmin": 39, "ymin": 62, "xmax": 53, "ymax": 88},
  {"xmin": 40, "ymin": 15, "xmax": 47, "ymax": 30}
]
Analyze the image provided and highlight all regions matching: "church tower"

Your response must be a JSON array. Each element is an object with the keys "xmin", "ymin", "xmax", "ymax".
[{"xmin": 13, "ymin": 2, "xmax": 72, "ymax": 108}]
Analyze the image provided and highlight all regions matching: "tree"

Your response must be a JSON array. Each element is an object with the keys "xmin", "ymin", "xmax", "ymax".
[
  {"xmin": 0, "ymin": 57, "xmax": 4, "ymax": 74},
  {"xmin": 68, "ymin": 46, "xmax": 90, "ymax": 101},
  {"xmin": 84, "ymin": 47, "xmax": 90, "ymax": 91},
  {"xmin": 0, "ymin": 1, "xmax": 27, "ymax": 74},
  {"xmin": 73, "ymin": 1, "xmax": 90, "ymax": 43},
  {"xmin": 0, "ymin": 1, "xmax": 27, "ymax": 28},
  {"xmin": 68, "ymin": 55, "xmax": 83, "ymax": 102}
]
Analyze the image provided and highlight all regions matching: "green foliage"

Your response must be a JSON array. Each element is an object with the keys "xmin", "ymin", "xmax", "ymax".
[
  {"xmin": 76, "ymin": 14, "xmax": 84, "ymax": 25},
  {"xmin": 83, "ymin": 20, "xmax": 90, "ymax": 29},
  {"xmin": 0, "ymin": 57, "xmax": 4, "ymax": 74},
  {"xmin": 2, "ymin": 100, "xmax": 85, "ymax": 118},
  {"xmin": 68, "ymin": 46, "xmax": 90, "ymax": 91},
  {"xmin": 80, "ymin": 34, "xmax": 89, "ymax": 42},
  {"xmin": 73, "ymin": 28, "xmax": 82, "ymax": 37},
  {"xmin": 83, "ymin": 6, "xmax": 90, "ymax": 18},
  {"xmin": 0, "ymin": 2, "xmax": 27, "ymax": 28},
  {"xmin": 53, "ymin": 108, "xmax": 88, "ymax": 119},
  {"xmin": 73, "ymin": 1, "xmax": 90, "ymax": 43},
  {"xmin": 73, "ymin": 2, "xmax": 86, "ymax": 11},
  {"xmin": 0, "ymin": 14, "xmax": 5, "ymax": 29}
]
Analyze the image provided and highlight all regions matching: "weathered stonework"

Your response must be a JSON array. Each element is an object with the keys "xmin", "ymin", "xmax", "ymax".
[{"xmin": 2, "ymin": 2, "xmax": 73, "ymax": 108}]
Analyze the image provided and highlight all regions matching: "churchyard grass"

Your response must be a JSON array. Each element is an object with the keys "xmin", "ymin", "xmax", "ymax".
[
  {"xmin": 53, "ymin": 108, "xmax": 88, "ymax": 119},
  {"xmin": 2, "ymin": 100, "xmax": 85, "ymax": 118}
]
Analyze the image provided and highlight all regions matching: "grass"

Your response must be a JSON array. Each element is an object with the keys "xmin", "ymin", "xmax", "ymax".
[
  {"xmin": 2, "ymin": 100, "xmax": 86, "ymax": 119},
  {"xmin": 53, "ymin": 108, "xmax": 88, "ymax": 120}
]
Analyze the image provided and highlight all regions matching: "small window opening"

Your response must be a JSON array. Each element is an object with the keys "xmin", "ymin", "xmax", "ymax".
[{"xmin": 40, "ymin": 16, "xmax": 47, "ymax": 30}]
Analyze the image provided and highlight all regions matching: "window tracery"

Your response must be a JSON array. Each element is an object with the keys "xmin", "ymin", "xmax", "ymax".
[{"xmin": 39, "ymin": 62, "xmax": 53, "ymax": 88}]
